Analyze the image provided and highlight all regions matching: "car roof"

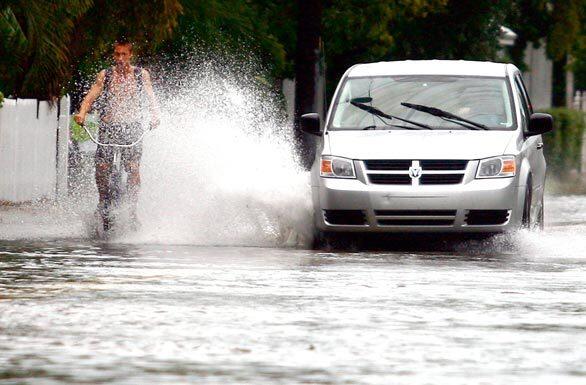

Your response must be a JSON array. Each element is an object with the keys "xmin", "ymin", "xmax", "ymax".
[{"xmin": 347, "ymin": 60, "xmax": 511, "ymax": 78}]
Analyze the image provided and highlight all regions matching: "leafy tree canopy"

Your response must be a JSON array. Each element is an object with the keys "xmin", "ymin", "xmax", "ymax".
[
  {"xmin": 155, "ymin": 0, "xmax": 291, "ymax": 79},
  {"xmin": 1, "ymin": 0, "xmax": 586, "ymax": 100},
  {"xmin": 0, "ymin": 0, "xmax": 93, "ymax": 99},
  {"xmin": 0, "ymin": 0, "xmax": 182, "ymax": 100}
]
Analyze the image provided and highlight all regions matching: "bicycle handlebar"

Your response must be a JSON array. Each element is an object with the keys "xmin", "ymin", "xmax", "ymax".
[{"xmin": 80, "ymin": 122, "xmax": 149, "ymax": 148}]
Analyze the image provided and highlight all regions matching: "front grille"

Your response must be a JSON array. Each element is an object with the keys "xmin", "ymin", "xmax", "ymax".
[
  {"xmin": 368, "ymin": 174, "xmax": 412, "ymax": 185},
  {"xmin": 465, "ymin": 210, "xmax": 510, "ymax": 226},
  {"xmin": 420, "ymin": 174, "xmax": 464, "ymax": 185},
  {"xmin": 375, "ymin": 209, "xmax": 457, "ymax": 227},
  {"xmin": 364, "ymin": 160, "xmax": 411, "ymax": 171},
  {"xmin": 363, "ymin": 159, "xmax": 468, "ymax": 186},
  {"xmin": 323, "ymin": 210, "xmax": 367, "ymax": 225},
  {"xmin": 421, "ymin": 160, "xmax": 468, "ymax": 171}
]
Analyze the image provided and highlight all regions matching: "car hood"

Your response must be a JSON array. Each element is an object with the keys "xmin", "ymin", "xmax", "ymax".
[{"xmin": 324, "ymin": 130, "xmax": 518, "ymax": 160}]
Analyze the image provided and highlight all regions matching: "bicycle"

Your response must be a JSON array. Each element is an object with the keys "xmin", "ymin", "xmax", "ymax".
[{"xmin": 80, "ymin": 122, "xmax": 150, "ymax": 238}]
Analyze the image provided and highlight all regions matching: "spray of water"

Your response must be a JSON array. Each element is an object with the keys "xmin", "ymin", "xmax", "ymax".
[
  {"xmin": 453, "ymin": 195, "xmax": 586, "ymax": 259},
  {"xmin": 0, "ymin": 55, "xmax": 314, "ymax": 247},
  {"xmin": 126, "ymin": 61, "xmax": 314, "ymax": 246}
]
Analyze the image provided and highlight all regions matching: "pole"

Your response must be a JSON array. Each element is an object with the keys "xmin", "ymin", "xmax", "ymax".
[{"xmin": 294, "ymin": 0, "xmax": 322, "ymax": 170}]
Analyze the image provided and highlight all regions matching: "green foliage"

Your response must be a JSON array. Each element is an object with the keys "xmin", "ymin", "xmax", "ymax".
[
  {"xmin": 69, "ymin": 116, "xmax": 98, "ymax": 142},
  {"xmin": 322, "ymin": 0, "xmax": 448, "ymax": 97},
  {"xmin": 542, "ymin": 108, "xmax": 585, "ymax": 175},
  {"xmin": 70, "ymin": 0, "xmax": 182, "ymax": 60},
  {"xmin": 156, "ymin": 0, "xmax": 290, "ymax": 79},
  {"xmin": 574, "ymin": 36, "xmax": 586, "ymax": 90},
  {"xmin": 0, "ymin": 0, "xmax": 93, "ymax": 100},
  {"xmin": 0, "ymin": 90, "xmax": 3, "ymax": 107},
  {"xmin": 323, "ymin": 0, "xmax": 517, "ymax": 98},
  {"xmin": 390, "ymin": 0, "xmax": 510, "ymax": 60},
  {"xmin": 505, "ymin": 0, "xmax": 552, "ymax": 69},
  {"xmin": 547, "ymin": 0, "xmax": 584, "ymax": 61},
  {"xmin": 506, "ymin": 0, "xmax": 586, "ymax": 75},
  {"xmin": 0, "ymin": 0, "xmax": 182, "ymax": 100},
  {"xmin": 2, "ymin": 0, "xmax": 586, "ymax": 103}
]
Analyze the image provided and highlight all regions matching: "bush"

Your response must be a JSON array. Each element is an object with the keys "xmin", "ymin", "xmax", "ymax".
[
  {"xmin": 69, "ymin": 116, "xmax": 99, "ymax": 142},
  {"xmin": 0, "ymin": 91, "xmax": 4, "ymax": 108},
  {"xmin": 542, "ymin": 108, "xmax": 585, "ymax": 176}
]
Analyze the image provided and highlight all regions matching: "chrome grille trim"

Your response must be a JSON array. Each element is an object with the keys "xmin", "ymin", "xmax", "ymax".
[
  {"xmin": 364, "ymin": 160, "xmax": 412, "ymax": 171},
  {"xmin": 421, "ymin": 160, "xmax": 468, "ymax": 171},
  {"xmin": 364, "ymin": 159, "xmax": 468, "ymax": 185}
]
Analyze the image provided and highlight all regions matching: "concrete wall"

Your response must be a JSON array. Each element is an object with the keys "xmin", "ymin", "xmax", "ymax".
[
  {"xmin": 522, "ymin": 41, "xmax": 553, "ymax": 110},
  {"xmin": 0, "ymin": 97, "xmax": 69, "ymax": 203}
]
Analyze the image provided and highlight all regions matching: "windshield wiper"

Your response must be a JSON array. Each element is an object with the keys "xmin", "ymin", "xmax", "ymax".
[
  {"xmin": 401, "ymin": 102, "xmax": 489, "ymax": 130},
  {"xmin": 362, "ymin": 124, "xmax": 426, "ymax": 131},
  {"xmin": 351, "ymin": 101, "xmax": 433, "ymax": 130}
]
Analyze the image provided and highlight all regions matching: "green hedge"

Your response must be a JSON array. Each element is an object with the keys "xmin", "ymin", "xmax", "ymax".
[
  {"xmin": 70, "ymin": 117, "xmax": 99, "ymax": 142},
  {"xmin": 542, "ymin": 108, "xmax": 585, "ymax": 176}
]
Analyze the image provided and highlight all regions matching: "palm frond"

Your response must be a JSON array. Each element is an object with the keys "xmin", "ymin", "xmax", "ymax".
[{"xmin": 1, "ymin": 0, "xmax": 93, "ymax": 99}]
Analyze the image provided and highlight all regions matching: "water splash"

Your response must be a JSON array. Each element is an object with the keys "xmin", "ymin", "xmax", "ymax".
[
  {"xmin": 122, "ymin": 61, "xmax": 313, "ymax": 246},
  {"xmin": 0, "ymin": 58, "xmax": 314, "ymax": 247},
  {"xmin": 453, "ymin": 195, "xmax": 586, "ymax": 259}
]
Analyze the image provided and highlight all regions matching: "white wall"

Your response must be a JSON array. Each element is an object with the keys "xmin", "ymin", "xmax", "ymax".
[
  {"xmin": 523, "ymin": 41, "xmax": 553, "ymax": 110},
  {"xmin": 0, "ymin": 96, "xmax": 69, "ymax": 203}
]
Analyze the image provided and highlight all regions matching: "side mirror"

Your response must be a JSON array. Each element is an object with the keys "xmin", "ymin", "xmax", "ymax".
[
  {"xmin": 300, "ymin": 113, "xmax": 322, "ymax": 136},
  {"xmin": 527, "ymin": 113, "xmax": 553, "ymax": 136}
]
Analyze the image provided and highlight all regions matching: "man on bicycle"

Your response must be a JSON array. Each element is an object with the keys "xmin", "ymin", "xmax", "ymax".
[{"xmin": 74, "ymin": 39, "xmax": 159, "ymax": 232}]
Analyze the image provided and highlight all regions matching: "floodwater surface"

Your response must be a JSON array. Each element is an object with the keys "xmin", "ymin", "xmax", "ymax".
[{"xmin": 1, "ymin": 195, "xmax": 586, "ymax": 385}]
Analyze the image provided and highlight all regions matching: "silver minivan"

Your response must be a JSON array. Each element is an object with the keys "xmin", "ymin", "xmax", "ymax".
[{"xmin": 301, "ymin": 60, "xmax": 553, "ymax": 238}]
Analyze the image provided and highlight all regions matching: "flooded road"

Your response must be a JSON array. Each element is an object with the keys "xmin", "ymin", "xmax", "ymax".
[{"xmin": 1, "ymin": 195, "xmax": 586, "ymax": 385}]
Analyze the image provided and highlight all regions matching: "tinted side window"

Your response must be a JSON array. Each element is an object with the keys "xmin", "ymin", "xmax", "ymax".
[
  {"xmin": 515, "ymin": 74, "xmax": 533, "ymax": 114},
  {"xmin": 513, "ymin": 78, "xmax": 529, "ymax": 130}
]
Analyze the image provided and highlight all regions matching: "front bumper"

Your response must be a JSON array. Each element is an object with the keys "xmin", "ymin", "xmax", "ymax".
[{"xmin": 314, "ymin": 160, "xmax": 524, "ymax": 233}]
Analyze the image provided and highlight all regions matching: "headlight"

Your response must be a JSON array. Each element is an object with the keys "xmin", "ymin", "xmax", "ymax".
[
  {"xmin": 320, "ymin": 156, "xmax": 356, "ymax": 178},
  {"xmin": 476, "ymin": 156, "xmax": 516, "ymax": 178}
]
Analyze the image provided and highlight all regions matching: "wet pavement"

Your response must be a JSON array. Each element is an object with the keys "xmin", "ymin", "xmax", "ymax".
[{"xmin": 1, "ymin": 195, "xmax": 586, "ymax": 385}]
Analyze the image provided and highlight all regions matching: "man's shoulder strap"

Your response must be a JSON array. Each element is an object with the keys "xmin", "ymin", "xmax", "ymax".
[
  {"xmin": 103, "ymin": 67, "xmax": 114, "ymax": 89},
  {"xmin": 103, "ymin": 66, "xmax": 144, "ymax": 89},
  {"xmin": 133, "ymin": 66, "xmax": 144, "ymax": 87}
]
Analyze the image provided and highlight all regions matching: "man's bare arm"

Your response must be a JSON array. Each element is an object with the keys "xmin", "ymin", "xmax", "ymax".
[
  {"xmin": 74, "ymin": 70, "xmax": 106, "ymax": 125},
  {"xmin": 142, "ymin": 69, "xmax": 160, "ymax": 128}
]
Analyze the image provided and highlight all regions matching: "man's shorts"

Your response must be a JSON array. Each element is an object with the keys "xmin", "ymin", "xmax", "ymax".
[{"xmin": 95, "ymin": 122, "xmax": 144, "ymax": 171}]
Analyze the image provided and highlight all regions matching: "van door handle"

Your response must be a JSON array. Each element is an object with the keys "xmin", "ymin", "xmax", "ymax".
[{"xmin": 536, "ymin": 143, "xmax": 544, "ymax": 150}]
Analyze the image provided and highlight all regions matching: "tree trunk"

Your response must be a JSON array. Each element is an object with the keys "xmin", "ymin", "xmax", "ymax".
[
  {"xmin": 565, "ymin": 55, "xmax": 575, "ymax": 109},
  {"xmin": 294, "ymin": 0, "xmax": 322, "ymax": 170},
  {"xmin": 552, "ymin": 59, "xmax": 566, "ymax": 107}
]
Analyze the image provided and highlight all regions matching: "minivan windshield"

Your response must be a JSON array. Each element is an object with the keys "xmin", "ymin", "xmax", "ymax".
[{"xmin": 330, "ymin": 76, "xmax": 515, "ymax": 131}]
